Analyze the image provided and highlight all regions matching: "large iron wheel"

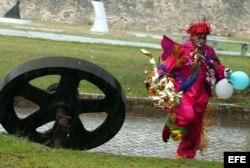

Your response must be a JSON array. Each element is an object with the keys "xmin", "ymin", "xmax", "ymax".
[{"xmin": 0, "ymin": 56, "xmax": 126, "ymax": 150}]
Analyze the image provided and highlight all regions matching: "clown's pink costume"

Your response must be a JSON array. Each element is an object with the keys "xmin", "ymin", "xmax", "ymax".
[{"xmin": 158, "ymin": 20, "xmax": 228, "ymax": 158}]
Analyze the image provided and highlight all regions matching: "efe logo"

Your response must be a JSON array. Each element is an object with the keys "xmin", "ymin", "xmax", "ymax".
[
  {"xmin": 224, "ymin": 152, "xmax": 249, "ymax": 168},
  {"xmin": 228, "ymin": 156, "xmax": 246, "ymax": 163}
]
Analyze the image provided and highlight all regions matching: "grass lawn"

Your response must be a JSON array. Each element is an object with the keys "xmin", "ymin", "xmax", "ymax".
[
  {"xmin": 0, "ymin": 35, "xmax": 249, "ymax": 105},
  {"xmin": 0, "ymin": 134, "xmax": 223, "ymax": 168}
]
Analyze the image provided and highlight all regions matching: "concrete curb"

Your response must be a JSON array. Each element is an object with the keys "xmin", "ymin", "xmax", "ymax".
[
  {"xmin": 81, "ymin": 94, "xmax": 250, "ymax": 125},
  {"xmin": 126, "ymin": 97, "xmax": 250, "ymax": 125}
]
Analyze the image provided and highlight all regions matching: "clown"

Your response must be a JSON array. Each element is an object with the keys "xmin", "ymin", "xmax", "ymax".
[{"xmin": 158, "ymin": 19, "xmax": 231, "ymax": 158}]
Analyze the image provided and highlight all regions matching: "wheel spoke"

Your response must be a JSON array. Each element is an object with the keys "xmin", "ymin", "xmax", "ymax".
[
  {"xmin": 67, "ymin": 117, "xmax": 88, "ymax": 148},
  {"xmin": 76, "ymin": 99, "xmax": 107, "ymax": 114},
  {"xmin": 9, "ymin": 109, "xmax": 46, "ymax": 135},
  {"xmin": 56, "ymin": 73, "xmax": 80, "ymax": 97},
  {"xmin": 19, "ymin": 83, "xmax": 53, "ymax": 105}
]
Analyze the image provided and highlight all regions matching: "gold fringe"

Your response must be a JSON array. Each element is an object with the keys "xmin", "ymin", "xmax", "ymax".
[{"xmin": 199, "ymin": 104, "xmax": 216, "ymax": 154}]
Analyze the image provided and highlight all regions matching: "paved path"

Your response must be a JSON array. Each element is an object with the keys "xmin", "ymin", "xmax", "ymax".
[
  {"xmin": 89, "ymin": 115, "xmax": 250, "ymax": 162},
  {"xmin": 0, "ymin": 28, "xmax": 249, "ymax": 56},
  {"xmin": 1, "ymin": 113, "xmax": 249, "ymax": 162},
  {"xmin": 0, "ymin": 28, "xmax": 160, "ymax": 49}
]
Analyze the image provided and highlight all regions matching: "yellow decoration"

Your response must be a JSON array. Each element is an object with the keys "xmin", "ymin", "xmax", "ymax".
[
  {"xmin": 171, "ymin": 130, "xmax": 183, "ymax": 141},
  {"xmin": 141, "ymin": 49, "xmax": 183, "ymax": 111}
]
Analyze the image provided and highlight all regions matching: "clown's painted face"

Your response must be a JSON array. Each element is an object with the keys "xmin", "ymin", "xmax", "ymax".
[{"xmin": 190, "ymin": 33, "xmax": 207, "ymax": 49}]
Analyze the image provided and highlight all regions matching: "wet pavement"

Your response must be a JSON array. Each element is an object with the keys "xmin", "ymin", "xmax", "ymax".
[
  {"xmin": 89, "ymin": 114, "xmax": 250, "ymax": 162},
  {"xmin": 1, "ymin": 113, "xmax": 249, "ymax": 162}
]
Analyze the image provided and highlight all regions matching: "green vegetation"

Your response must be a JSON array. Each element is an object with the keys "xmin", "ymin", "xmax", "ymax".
[
  {"xmin": 0, "ymin": 134, "xmax": 223, "ymax": 168},
  {"xmin": 0, "ymin": 35, "xmax": 155, "ymax": 97},
  {"xmin": 0, "ymin": 35, "xmax": 249, "ymax": 105}
]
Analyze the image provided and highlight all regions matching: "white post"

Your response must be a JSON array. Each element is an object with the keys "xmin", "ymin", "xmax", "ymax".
[{"xmin": 90, "ymin": 0, "xmax": 109, "ymax": 33}]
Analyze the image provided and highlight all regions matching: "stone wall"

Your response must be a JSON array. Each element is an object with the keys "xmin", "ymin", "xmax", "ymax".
[
  {"xmin": 0, "ymin": 0, "xmax": 250, "ymax": 37},
  {"xmin": 125, "ymin": 97, "xmax": 250, "ymax": 125},
  {"xmin": 80, "ymin": 94, "xmax": 250, "ymax": 125}
]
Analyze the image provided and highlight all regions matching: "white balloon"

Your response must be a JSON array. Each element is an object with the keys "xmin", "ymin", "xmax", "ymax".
[{"xmin": 215, "ymin": 79, "xmax": 234, "ymax": 99}]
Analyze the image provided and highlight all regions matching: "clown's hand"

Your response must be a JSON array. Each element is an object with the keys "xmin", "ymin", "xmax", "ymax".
[{"xmin": 224, "ymin": 68, "xmax": 232, "ymax": 80}]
